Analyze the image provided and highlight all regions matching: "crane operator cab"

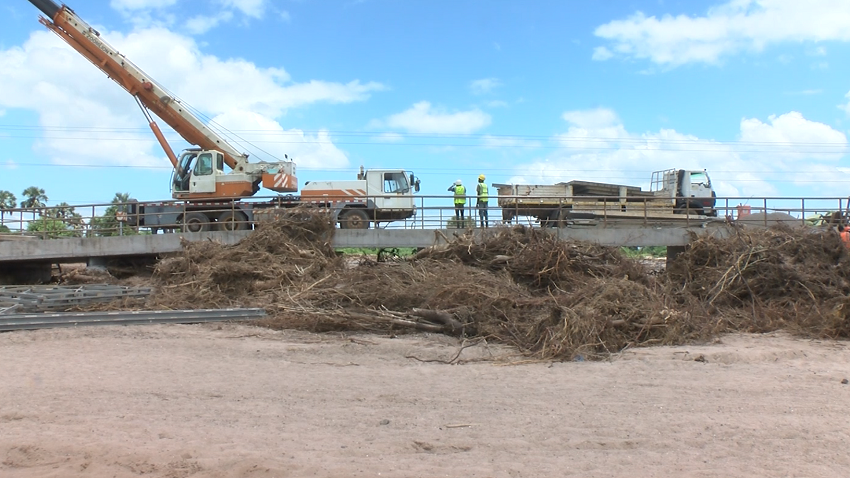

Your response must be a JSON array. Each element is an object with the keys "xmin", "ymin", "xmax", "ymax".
[{"xmin": 171, "ymin": 149, "xmax": 225, "ymax": 194}]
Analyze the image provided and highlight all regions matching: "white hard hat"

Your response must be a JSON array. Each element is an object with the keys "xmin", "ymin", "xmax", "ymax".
[{"xmin": 455, "ymin": 179, "xmax": 462, "ymax": 185}]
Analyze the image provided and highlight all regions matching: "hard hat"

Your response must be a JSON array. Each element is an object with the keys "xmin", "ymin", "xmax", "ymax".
[
  {"xmin": 478, "ymin": 174, "xmax": 486, "ymax": 181},
  {"xmin": 455, "ymin": 179, "xmax": 462, "ymax": 185}
]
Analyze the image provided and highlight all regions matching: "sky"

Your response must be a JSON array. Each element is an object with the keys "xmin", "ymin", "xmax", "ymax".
[{"xmin": 2, "ymin": 0, "xmax": 850, "ymax": 208}]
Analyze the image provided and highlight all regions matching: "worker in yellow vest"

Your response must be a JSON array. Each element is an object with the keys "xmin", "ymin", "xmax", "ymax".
[
  {"xmin": 476, "ymin": 174, "xmax": 489, "ymax": 228},
  {"xmin": 447, "ymin": 179, "xmax": 466, "ymax": 222}
]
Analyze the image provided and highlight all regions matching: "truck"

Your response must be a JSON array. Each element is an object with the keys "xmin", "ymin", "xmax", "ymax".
[
  {"xmin": 495, "ymin": 169, "xmax": 717, "ymax": 226},
  {"xmin": 27, "ymin": 0, "xmax": 419, "ymax": 231}
]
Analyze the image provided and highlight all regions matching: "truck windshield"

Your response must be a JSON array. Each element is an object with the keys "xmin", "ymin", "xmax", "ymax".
[
  {"xmin": 383, "ymin": 172, "xmax": 410, "ymax": 193},
  {"xmin": 690, "ymin": 172, "xmax": 709, "ymax": 186}
]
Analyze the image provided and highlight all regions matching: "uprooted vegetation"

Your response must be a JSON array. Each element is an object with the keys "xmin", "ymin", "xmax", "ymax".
[{"xmin": 144, "ymin": 211, "xmax": 850, "ymax": 360}]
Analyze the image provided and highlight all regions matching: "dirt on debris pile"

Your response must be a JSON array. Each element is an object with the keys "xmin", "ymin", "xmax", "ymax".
[
  {"xmin": 103, "ymin": 212, "xmax": 850, "ymax": 361},
  {"xmin": 667, "ymin": 225, "xmax": 850, "ymax": 339},
  {"xmin": 150, "ymin": 210, "xmax": 341, "ymax": 310}
]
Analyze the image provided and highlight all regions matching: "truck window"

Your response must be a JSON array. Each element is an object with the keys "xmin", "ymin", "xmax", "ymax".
[
  {"xmin": 690, "ymin": 172, "xmax": 708, "ymax": 185},
  {"xmin": 194, "ymin": 153, "xmax": 213, "ymax": 176},
  {"xmin": 383, "ymin": 172, "xmax": 409, "ymax": 193},
  {"xmin": 215, "ymin": 153, "xmax": 224, "ymax": 172}
]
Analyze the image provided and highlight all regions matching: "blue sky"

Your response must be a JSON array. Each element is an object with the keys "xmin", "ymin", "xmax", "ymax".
[{"xmin": 1, "ymin": 0, "xmax": 850, "ymax": 207}]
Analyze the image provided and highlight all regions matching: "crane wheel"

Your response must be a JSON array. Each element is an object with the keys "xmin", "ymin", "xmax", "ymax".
[
  {"xmin": 182, "ymin": 212, "xmax": 211, "ymax": 233},
  {"xmin": 218, "ymin": 211, "xmax": 249, "ymax": 231},
  {"xmin": 338, "ymin": 209, "xmax": 370, "ymax": 229}
]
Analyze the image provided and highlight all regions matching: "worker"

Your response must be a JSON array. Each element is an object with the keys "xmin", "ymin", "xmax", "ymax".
[
  {"xmin": 476, "ymin": 174, "xmax": 489, "ymax": 228},
  {"xmin": 840, "ymin": 224, "xmax": 850, "ymax": 250},
  {"xmin": 448, "ymin": 179, "xmax": 466, "ymax": 222}
]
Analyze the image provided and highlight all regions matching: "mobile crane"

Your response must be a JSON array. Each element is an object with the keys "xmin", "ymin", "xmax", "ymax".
[{"xmin": 27, "ymin": 0, "xmax": 419, "ymax": 231}]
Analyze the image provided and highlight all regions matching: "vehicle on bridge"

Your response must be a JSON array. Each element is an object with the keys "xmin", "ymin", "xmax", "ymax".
[
  {"xmin": 26, "ymin": 0, "xmax": 419, "ymax": 231},
  {"xmin": 495, "ymin": 169, "xmax": 717, "ymax": 227}
]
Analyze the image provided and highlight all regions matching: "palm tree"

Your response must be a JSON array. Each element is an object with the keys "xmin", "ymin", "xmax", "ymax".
[
  {"xmin": 91, "ymin": 192, "xmax": 135, "ymax": 236},
  {"xmin": 112, "ymin": 192, "xmax": 131, "ymax": 204},
  {"xmin": 20, "ymin": 186, "xmax": 48, "ymax": 209},
  {"xmin": 0, "ymin": 190, "xmax": 15, "ymax": 230},
  {"xmin": 0, "ymin": 190, "xmax": 15, "ymax": 210}
]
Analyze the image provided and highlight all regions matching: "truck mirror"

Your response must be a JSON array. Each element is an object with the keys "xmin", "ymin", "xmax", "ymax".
[{"xmin": 414, "ymin": 181, "xmax": 420, "ymax": 193}]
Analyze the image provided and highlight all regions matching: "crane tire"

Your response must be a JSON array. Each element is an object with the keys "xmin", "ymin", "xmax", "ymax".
[
  {"xmin": 338, "ymin": 209, "xmax": 370, "ymax": 229},
  {"xmin": 182, "ymin": 212, "xmax": 211, "ymax": 233},
  {"xmin": 218, "ymin": 210, "xmax": 249, "ymax": 231}
]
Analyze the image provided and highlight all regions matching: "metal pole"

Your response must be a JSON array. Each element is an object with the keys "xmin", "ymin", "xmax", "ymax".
[{"xmin": 763, "ymin": 198, "xmax": 768, "ymax": 227}]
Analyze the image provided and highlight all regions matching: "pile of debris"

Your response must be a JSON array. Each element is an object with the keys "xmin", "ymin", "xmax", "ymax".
[{"xmin": 93, "ymin": 211, "xmax": 850, "ymax": 360}]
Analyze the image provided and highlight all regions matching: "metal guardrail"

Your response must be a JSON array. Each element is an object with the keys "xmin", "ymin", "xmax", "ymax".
[
  {"xmin": 0, "ymin": 308, "xmax": 266, "ymax": 331},
  {"xmin": 1, "ymin": 195, "xmax": 848, "ymax": 238}
]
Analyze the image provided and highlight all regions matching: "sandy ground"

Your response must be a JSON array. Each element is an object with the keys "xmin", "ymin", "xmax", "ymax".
[{"xmin": 1, "ymin": 324, "xmax": 849, "ymax": 478}]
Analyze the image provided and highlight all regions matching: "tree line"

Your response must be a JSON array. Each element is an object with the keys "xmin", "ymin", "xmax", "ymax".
[{"xmin": 0, "ymin": 187, "xmax": 135, "ymax": 238}]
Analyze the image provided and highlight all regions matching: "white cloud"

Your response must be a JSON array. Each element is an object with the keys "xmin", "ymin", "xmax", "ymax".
[
  {"xmin": 591, "ymin": 46, "xmax": 613, "ymax": 61},
  {"xmin": 740, "ymin": 111, "xmax": 847, "ymax": 160},
  {"xmin": 0, "ymin": 28, "xmax": 380, "ymax": 169},
  {"xmin": 381, "ymin": 101, "xmax": 491, "ymax": 135},
  {"xmin": 113, "ymin": 0, "xmax": 267, "ymax": 31},
  {"xmin": 594, "ymin": 0, "xmax": 850, "ymax": 66},
  {"xmin": 218, "ymin": 0, "xmax": 267, "ymax": 18},
  {"xmin": 110, "ymin": 0, "xmax": 177, "ymax": 10},
  {"xmin": 470, "ymin": 78, "xmax": 502, "ymax": 95},
  {"xmin": 211, "ymin": 111, "xmax": 348, "ymax": 170},
  {"xmin": 186, "ymin": 12, "xmax": 233, "ymax": 35},
  {"xmin": 510, "ymin": 108, "xmax": 849, "ymax": 198}
]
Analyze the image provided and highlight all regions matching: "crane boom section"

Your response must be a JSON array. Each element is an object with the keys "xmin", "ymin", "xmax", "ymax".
[{"xmin": 38, "ymin": 6, "xmax": 251, "ymax": 172}]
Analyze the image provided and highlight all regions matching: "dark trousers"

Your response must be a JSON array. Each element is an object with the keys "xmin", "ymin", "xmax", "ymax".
[
  {"xmin": 454, "ymin": 204, "xmax": 464, "ymax": 220},
  {"xmin": 477, "ymin": 202, "xmax": 488, "ymax": 227}
]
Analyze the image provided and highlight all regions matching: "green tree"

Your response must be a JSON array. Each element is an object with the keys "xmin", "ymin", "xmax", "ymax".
[
  {"xmin": 20, "ymin": 186, "xmax": 48, "ymax": 209},
  {"xmin": 91, "ymin": 192, "xmax": 137, "ymax": 236},
  {"xmin": 0, "ymin": 190, "xmax": 16, "ymax": 229},
  {"xmin": 0, "ymin": 190, "xmax": 15, "ymax": 210},
  {"xmin": 27, "ymin": 217, "xmax": 79, "ymax": 239}
]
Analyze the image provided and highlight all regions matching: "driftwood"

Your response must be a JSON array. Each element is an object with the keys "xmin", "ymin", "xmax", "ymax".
[{"xmin": 411, "ymin": 308, "xmax": 464, "ymax": 334}]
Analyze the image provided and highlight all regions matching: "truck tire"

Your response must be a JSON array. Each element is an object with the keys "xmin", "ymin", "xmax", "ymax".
[
  {"xmin": 338, "ymin": 209, "xmax": 370, "ymax": 230},
  {"xmin": 218, "ymin": 210, "xmax": 249, "ymax": 231},
  {"xmin": 182, "ymin": 212, "xmax": 211, "ymax": 233}
]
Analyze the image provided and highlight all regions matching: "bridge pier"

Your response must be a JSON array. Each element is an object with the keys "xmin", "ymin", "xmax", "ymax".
[{"xmin": 87, "ymin": 257, "xmax": 109, "ymax": 271}]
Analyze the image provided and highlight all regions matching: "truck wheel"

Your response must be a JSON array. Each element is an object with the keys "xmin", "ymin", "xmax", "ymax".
[
  {"xmin": 338, "ymin": 209, "xmax": 370, "ymax": 229},
  {"xmin": 182, "ymin": 212, "xmax": 210, "ymax": 232},
  {"xmin": 218, "ymin": 211, "xmax": 249, "ymax": 231}
]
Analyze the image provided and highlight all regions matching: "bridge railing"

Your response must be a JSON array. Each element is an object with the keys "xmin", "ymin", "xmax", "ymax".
[{"xmin": 1, "ymin": 195, "xmax": 848, "ymax": 239}]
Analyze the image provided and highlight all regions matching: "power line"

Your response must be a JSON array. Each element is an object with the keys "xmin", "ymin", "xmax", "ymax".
[{"xmin": 0, "ymin": 124, "xmax": 847, "ymax": 148}]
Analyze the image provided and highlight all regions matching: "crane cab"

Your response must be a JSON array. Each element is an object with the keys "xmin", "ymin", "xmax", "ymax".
[{"xmin": 171, "ymin": 148, "xmax": 258, "ymax": 199}]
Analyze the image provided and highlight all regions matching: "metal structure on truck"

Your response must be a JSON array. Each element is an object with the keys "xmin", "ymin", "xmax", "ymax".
[
  {"xmin": 28, "ymin": 0, "xmax": 419, "ymax": 231},
  {"xmin": 495, "ymin": 169, "xmax": 717, "ymax": 227}
]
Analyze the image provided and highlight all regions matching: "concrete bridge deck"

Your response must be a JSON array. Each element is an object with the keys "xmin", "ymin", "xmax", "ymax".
[{"xmin": 0, "ymin": 223, "xmax": 733, "ymax": 265}]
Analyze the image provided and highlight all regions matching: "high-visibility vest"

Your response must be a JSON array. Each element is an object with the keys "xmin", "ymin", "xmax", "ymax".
[
  {"xmin": 454, "ymin": 185, "xmax": 466, "ymax": 205},
  {"xmin": 841, "ymin": 230, "xmax": 850, "ymax": 249},
  {"xmin": 477, "ymin": 182, "xmax": 488, "ymax": 202}
]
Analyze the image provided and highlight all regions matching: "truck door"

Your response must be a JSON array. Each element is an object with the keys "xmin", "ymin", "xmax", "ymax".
[
  {"xmin": 372, "ymin": 171, "xmax": 414, "ymax": 211},
  {"xmin": 686, "ymin": 171, "xmax": 712, "ymax": 200},
  {"xmin": 190, "ymin": 152, "xmax": 217, "ymax": 194}
]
